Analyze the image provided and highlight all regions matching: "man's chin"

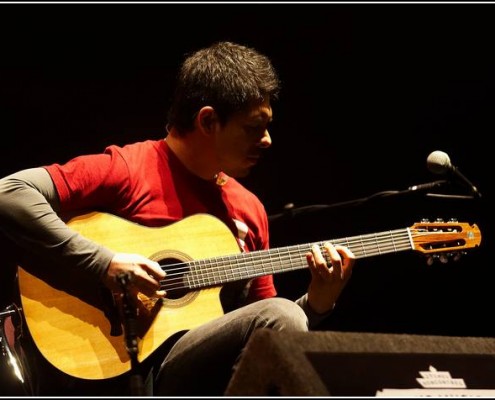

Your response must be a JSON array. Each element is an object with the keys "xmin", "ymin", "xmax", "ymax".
[{"xmin": 227, "ymin": 168, "xmax": 251, "ymax": 179}]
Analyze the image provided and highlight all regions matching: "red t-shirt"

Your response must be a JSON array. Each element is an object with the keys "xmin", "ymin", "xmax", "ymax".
[{"xmin": 45, "ymin": 139, "xmax": 276, "ymax": 301}]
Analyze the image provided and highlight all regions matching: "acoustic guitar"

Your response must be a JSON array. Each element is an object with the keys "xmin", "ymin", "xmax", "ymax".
[{"xmin": 17, "ymin": 212, "xmax": 481, "ymax": 380}]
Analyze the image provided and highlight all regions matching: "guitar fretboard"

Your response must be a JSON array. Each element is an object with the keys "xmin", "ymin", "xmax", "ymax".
[{"xmin": 184, "ymin": 228, "xmax": 412, "ymax": 288}]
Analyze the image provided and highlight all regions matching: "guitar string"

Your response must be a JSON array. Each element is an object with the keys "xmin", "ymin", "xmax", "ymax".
[
  {"xmin": 159, "ymin": 227, "xmax": 458, "ymax": 277},
  {"xmin": 156, "ymin": 229, "xmax": 463, "ymax": 292},
  {"xmin": 159, "ymin": 240, "xmax": 412, "ymax": 291},
  {"xmin": 158, "ymin": 229, "xmax": 460, "ymax": 291},
  {"xmin": 159, "ymin": 229, "xmax": 411, "ymax": 275}
]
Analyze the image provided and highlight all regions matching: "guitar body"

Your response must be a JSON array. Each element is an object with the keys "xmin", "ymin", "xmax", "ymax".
[{"xmin": 18, "ymin": 212, "xmax": 240, "ymax": 380}]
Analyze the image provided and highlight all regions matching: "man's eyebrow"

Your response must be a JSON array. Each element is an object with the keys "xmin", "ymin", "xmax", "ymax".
[
  {"xmin": 248, "ymin": 117, "xmax": 272, "ymax": 125},
  {"xmin": 252, "ymin": 111, "xmax": 273, "ymax": 122}
]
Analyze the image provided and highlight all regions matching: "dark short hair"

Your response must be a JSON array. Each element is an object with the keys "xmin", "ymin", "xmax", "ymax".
[{"xmin": 167, "ymin": 41, "xmax": 280, "ymax": 134}]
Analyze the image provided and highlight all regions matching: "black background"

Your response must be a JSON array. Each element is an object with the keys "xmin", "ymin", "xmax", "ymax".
[{"xmin": 1, "ymin": 2, "xmax": 493, "ymax": 340}]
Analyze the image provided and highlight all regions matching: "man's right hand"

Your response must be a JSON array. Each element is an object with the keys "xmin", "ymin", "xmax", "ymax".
[{"xmin": 103, "ymin": 253, "xmax": 166, "ymax": 298}]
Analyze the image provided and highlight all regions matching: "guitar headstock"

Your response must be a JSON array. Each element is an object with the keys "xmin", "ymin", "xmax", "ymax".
[{"xmin": 410, "ymin": 219, "xmax": 482, "ymax": 264}]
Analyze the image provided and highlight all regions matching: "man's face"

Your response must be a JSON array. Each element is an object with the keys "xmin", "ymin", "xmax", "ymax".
[{"xmin": 214, "ymin": 98, "xmax": 273, "ymax": 178}]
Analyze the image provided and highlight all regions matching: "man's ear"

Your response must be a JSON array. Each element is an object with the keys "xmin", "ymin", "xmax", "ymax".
[{"xmin": 197, "ymin": 106, "xmax": 217, "ymax": 134}]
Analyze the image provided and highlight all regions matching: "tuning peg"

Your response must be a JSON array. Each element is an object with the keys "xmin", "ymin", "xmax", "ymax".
[
  {"xmin": 448, "ymin": 218, "xmax": 458, "ymax": 223},
  {"xmin": 426, "ymin": 254, "xmax": 441, "ymax": 266},
  {"xmin": 453, "ymin": 253, "xmax": 462, "ymax": 262},
  {"xmin": 435, "ymin": 218, "xmax": 445, "ymax": 223},
  {"xmin": 440, "ymin": 254, "xmax": 449, "ymax": 264}
]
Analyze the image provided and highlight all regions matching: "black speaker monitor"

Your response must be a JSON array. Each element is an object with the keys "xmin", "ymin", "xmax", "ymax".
[{"xmin": 225, "ymin": 329, "xmax": 495, "ymax": 396}]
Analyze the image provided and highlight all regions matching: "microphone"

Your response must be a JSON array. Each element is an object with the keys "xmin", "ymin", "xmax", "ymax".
[{"xmin": 426, "ymin": 150, "xmax": 482, "ymax": 198}]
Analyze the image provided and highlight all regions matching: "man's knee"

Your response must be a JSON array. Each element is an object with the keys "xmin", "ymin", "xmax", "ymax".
[{"xmin": 258, "ymin": 297, "xmax": 308, "ymax": 331}]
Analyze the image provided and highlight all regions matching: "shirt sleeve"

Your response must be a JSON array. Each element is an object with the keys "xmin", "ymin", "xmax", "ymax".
[
  {"xmin": 296, "ymin": 292, "xmax": 335, "ymax": 330},
  {"xmin": 0, "ymin": 168, "xmax": 114, "ymax": 280},
  {"xmin": 45, "ymin": 149, "xmax": 130, "ymax": 213}
]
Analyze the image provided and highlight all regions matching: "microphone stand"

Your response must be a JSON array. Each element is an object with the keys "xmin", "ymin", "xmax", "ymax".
[
  {"xmin": 268, "ymin": 179, "xmax": 477, "ymax": 223},
  {"xmin": 117, "ymin": 273, "xmax": 145, "ymax": 396}
]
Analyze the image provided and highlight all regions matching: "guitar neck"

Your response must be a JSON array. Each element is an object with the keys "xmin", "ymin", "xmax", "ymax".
[{"xmin": 185, "ymin": 227, "xmax": 412, "ymax": 289}]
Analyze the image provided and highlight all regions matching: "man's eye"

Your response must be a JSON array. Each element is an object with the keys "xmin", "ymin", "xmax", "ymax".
[{"xmin": 247, "ymin": 126, "xmax": 266, "ymax": 135}]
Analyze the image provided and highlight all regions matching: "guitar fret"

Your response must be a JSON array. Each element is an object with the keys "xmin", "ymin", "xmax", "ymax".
[
  {"xmin": 221, "ymin": 255, "xmax": 230, "ymax": 284},
  {"xmin": 283, "ymin": 248, "xmax": 290, "ymax": 273},
  {"xmin": 203, "ymin": 258, "xmax": 212, "ymax": 286},
  {"xmin": 232, "ymin": 254, "xmax": 240, "ymax": 281},
  {"xmin": 360, "ymin": 235, "xmax": 367, "ymax": 257},
  {"xmin": 374, "ymin": 234, "xmax": 382, "ymax": 255},
  {"xmin": 275, "ymin": 248, "xmax": 284, "ymax": 272},
  {"xmin": 269, "ymin": 250, "xmax": 278, "ymax": 273},
  {"xmin": 191, "ymin": 259, "xmax": 202, "ymax": 288},
  {"xmin": 389, "ymin": 230, "xmax": 397, "ymax": 252},
  {"xmin": 243, "ymin": 254, "xmax": 249, "ymax": 281}
]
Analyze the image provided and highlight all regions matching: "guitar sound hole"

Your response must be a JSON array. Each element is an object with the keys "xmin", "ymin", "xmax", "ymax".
[{"xmin": 159, "ymin": 257, "xmax": 190, "ymax": 300}]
